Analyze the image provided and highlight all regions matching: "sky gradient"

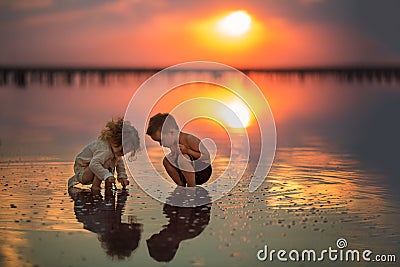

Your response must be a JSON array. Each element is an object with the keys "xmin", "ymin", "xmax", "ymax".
[{"xmin": 0, "ymin": 0, "xmax": 399, "ymax": 68}]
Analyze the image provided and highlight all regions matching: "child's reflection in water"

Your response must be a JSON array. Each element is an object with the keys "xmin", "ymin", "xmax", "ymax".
[
  {"xmin": 68, "ymin": 187, "xmax": 143, "ymax": 260},
  {"xmin": 147, "ymin": 187, "xmax": 211, "ymax": 262}
]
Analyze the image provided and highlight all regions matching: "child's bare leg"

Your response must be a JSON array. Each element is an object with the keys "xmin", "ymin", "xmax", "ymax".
[
  {"xmin": 178, "ymin": 154, "xmax": 196, "ymax": 187},
  {"xmin": 163, "ymin": 157, "xmax": 184, "ymax": 186},
  {"xmin": 79, "ymin": 167, "xmax": 102, "ymax": 191},
  {"xmin": 81, "ymin": 167, "xmax": 95, "ymax": 184},
  {"xmin": 91, "ymin": 176, "xmax": 102, "ymax": 191}
]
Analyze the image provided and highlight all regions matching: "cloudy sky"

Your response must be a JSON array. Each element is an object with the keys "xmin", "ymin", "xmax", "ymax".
[{"xmin": 0, "ymin": 0, "xmax": 399, "ymax": 68}]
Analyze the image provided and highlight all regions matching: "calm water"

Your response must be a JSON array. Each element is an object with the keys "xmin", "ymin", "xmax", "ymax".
[{"xmin": 0, "ymin": 69, "xmax": 399, "ymax": 266}]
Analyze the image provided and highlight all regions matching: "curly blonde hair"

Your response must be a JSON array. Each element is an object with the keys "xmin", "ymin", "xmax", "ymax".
[{"xmin": 99, "ymin": 117, "xmax": 140, "ymax": 157}]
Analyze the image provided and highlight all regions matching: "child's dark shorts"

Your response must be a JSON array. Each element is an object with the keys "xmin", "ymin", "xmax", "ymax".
[{"xmin": 175, "ymin": 155, "xmax": 212, "ymax": 186}]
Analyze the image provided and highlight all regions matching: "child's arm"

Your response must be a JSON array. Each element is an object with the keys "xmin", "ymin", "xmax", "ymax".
[
  {"xmin": 89, "ymin": 149, "xmax": 115, "ymax": 181},
  {"xmin": 116, "ymin": 158, "xmax": 130, "ymax": 187},
  {"xmin": 180, "ymin": 135, "xmax": 210, "ymax": 162}
]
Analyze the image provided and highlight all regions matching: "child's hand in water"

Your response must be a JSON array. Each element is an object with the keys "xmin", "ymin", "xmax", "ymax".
[
  {"xmin": 106, "ymin": 176, "xmax": 115, "ymax": 184},
  {"xmin": 105, "ymin": 176, "xmax": 116, "ymax": 189},
  {"xmin": 118, "ymin": 178, "xmax": 130, "ymax": 188}
]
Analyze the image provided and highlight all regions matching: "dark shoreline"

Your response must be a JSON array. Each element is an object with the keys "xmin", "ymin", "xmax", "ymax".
[{"xmin": 1, "ymin": 65, "xmax": 399, "ymax": 88}]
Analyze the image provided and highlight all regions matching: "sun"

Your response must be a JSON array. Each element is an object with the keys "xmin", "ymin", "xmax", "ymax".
[
  {"xmin": 220, "ymin": 100, "xmax": 251, "ymax": 128},
  {"xmin": 218, "ymin": 10, "xmax": 252, "ymax": 37}
]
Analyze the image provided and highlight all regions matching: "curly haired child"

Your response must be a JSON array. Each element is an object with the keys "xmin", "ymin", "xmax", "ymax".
[{"xmin": 68, "ymin": 117, "xmax": 140, "ymax": 191}]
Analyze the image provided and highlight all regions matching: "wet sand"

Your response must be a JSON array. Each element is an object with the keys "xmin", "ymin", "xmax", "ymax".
[{"xmin": 1, "ymin": 146, "xmax": 399, "ymax": 267}]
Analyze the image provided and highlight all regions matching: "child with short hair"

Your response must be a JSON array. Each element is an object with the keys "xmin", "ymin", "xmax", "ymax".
[
  {"xmin": 68, "ymin": 117, "xmax": 140, "ymax": 191},
  {"xmin": 146, "ymin": 113, "xmax": 212, "ymax": 187}
]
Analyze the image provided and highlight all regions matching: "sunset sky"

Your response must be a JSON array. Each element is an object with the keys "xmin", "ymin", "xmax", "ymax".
[{"xmin": 1, "ymin": 0, "xmax": 399, "ymax": 68}]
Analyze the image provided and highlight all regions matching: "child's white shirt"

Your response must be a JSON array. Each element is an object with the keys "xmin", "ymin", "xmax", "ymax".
[{"xmin": 74, "ymin": 140, "xmax": 128, "ymax": 180}]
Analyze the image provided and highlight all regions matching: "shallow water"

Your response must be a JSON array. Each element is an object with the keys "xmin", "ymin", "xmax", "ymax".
[
  {"xmin": 0, "ymin": 147, "xmax": 399, "ymax": 266},
  {"xmin": 0, "ymin": 70, "xmax": 399, "ymax": 266}
]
